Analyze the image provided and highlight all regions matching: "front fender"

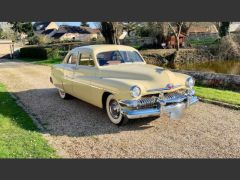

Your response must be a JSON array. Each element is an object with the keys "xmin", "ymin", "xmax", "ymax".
[{"xmin": 92, "ymin": 77, "xmax": 146, "ymax": 100}]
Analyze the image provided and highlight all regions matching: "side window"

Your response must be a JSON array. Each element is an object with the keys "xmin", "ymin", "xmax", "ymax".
[
  {"xmin": 79, "ymin": 53, "xmax": 95, "ymax": 67},
  {"xmin": 67, "ymin": 53, "xmax": 78, "ymax": 64}
]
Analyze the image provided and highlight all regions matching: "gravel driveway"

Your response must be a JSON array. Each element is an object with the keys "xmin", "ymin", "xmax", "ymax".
[{"xmin": 0, "ymin": 59, "xmax": 240, "ymax": 158}]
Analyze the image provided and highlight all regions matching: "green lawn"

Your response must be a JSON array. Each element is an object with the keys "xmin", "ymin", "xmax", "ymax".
[
  {"xmin": 194, "ymin": 86, "xmax": 240, "ymax": 106},
  {"xmin": 0, "ymin": 84, "xmax": 57, "ymax": 158},
  {"xmin": 188, "ymin": 37, "xmax": 218, "ymax": 46},
  {"xmin": 20, "ymin": 58, "xmax": 62, "ymax": 66}
]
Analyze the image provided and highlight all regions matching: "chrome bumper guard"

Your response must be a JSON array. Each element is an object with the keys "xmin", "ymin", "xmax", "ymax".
[{"xmin": 120, "ymin": 95, "xmax": 198, "ymax": 119}]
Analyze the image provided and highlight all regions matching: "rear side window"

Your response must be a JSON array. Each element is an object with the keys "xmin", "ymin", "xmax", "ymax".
[{"xmin": 79, "ymin": 53, "xmax": 95, "ymax": 66}]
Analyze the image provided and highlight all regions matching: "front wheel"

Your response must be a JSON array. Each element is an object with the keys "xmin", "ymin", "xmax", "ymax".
[
  {"xmin": 106, "ymin": 95, "xmax": 128, "ymax": 125},
  {"xmin": 58, "ymin": 89, "xmax": 70, "ymax": 99}
]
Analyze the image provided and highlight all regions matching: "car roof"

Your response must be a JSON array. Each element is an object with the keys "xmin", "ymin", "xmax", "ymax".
[{"xmin": 72, "ymin": 44, "xmax": 137, "ymax": 53}]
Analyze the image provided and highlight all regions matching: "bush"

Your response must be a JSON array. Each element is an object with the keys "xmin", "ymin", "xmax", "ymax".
[
  {"xmin": 45, "ymin": 47, "xmax": 60, "ymax": 59},
  {"xmin": 91, "ymin": 37, "xmax": 97, "ymax": 41},
  {"xmin": 28, "ymin": 35, "xmax": 53, "ymax": 45},
  {"xmin": 20, "ymin": 47, "xmax": 47, "ymax": 59},
  {"xmin": 20, "ymin": 47, "xmax": 63, "ymax": 60}
]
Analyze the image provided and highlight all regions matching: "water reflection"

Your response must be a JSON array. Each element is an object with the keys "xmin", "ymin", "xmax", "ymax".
[{"xmin": 163, "ymin": 60, "xmax": 240, "ymax": 75}]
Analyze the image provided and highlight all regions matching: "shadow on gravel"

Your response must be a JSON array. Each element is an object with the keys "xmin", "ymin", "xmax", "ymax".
[{"xmin": 12, "ymin": 88, "xmax": 158, "ymax": 137}]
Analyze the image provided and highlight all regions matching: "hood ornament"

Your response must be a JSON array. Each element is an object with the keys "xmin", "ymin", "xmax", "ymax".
[{"xmin": 166, "ymin": 83, "xmax": 174, "ymax": 90}]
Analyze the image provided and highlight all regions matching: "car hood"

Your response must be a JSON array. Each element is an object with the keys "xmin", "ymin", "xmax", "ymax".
[{"xmin": 98, "ymin": 63, "xmax": 189, "ymax": 94}]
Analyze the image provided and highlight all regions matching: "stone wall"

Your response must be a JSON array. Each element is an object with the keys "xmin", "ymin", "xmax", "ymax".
[
  {"xmin": 140, "ymin": 48, "xmax": 215, "ymax": 65},
  {"xmin": 172, "ymin": 69, "xmax": 240, "ymax": 91}
]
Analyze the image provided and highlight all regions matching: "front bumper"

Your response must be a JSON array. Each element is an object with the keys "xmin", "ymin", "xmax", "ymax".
[{"xmin": 120, "ymin": 95, "xmax": 198, "ymax": 119}]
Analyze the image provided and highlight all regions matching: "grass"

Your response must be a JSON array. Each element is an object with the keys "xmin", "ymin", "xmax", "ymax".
[
  {"xmin": 0, "ymin": 84, "xmax": 57, "ymax": 158},
  {"xmin": 188, "ymin": 37, "xmax": 218, "ymax": 46},
  {"xmin": 19, "ymin": 57, "xmax": 62, "ymax": 66},
  {"xmin": 194, "ymin": 86, "xmax": 240, "ymax": 106}
]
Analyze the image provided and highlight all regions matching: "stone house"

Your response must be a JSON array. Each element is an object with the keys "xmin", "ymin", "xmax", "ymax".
[
  {"xmin": 51, "ymin": 25, "xmax": 100, "ymax": 42},
  {"xmin": 188, "ymin": 24, "xmax": 219, "ymax": 38},
  {"xmin": 33, "ymin": 22, "xmax": 59, "ymax": 34},
  {"xmin": 229, "ymin": 22, "xmax": 240, "ymax": 33}
]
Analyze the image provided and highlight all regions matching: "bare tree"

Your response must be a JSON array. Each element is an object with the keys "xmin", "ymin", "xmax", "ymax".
[
  {"xmin": 100, "ymin": 22, "xmax": 123, "ymax": 44},
  {"xmin": 123, "ymin": 22, "xmax": 139, "ymax": 36},
  {"xmin": 137, "ymin": 22, "xmax": 169, "ymax": 48},
  {"xmin": 168, "ymin": 22, "xmax": 184, "ymax": 51},
  {"xmin": 181, "ymin": 22, "xmax": 193, "ymax": 36}
]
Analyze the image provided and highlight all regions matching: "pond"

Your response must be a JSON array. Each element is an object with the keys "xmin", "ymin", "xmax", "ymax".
[{"xmin": 165, "ymin": 60, "xmax": 240, "ymax": 75}]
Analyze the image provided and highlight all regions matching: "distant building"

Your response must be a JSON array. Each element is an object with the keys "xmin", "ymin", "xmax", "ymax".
[
  {"xmin": 188, "ymin": 24, "xmax": 218, "ymax": 35},
  {"xmin": 166, "ymin": 33, "xmax": 186, "ymax": 48},
  {"xmin": 33, "ymin": 22, "xmax": 59, "ymax": 34},
  {"xmin": 32, "ymin": 22, "xmax": 100, "ymax": 42},
  {"xmin": 229, "ymin": 22, "xmax": 240, "ymax": 33},
  {"xmin": 51, "ymin": 25, "xmax": 100, "ymax": 41}
]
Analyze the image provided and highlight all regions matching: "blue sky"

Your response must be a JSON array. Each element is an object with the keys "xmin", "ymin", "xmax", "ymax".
[{"xmin": 57, "ymin": 22, "xmax": 98, "ymax": 28}]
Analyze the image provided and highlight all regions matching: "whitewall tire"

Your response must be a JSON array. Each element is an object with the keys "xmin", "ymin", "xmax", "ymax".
[
  {"xmin": 106, "ymin": 94, "xmax": 128, "ymax": 125},
  {"xmin": 58, "ymin": 89, "xmax": 70, "ymax": 99}
]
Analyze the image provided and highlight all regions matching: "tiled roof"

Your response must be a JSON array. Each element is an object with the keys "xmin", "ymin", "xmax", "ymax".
[
  {"xmin": 58, "ymin": 25, "xmax": 99, "ymax": 34},
  {"xmin": 41, "ymin": 29, "xmax": 55, "ymax": 35},
  {"xmin": 51, "ymin": 32, "xmax": 65, "ymax": 39},
  {"xmin": 188, "ymin": 25, "xmax": 218, "ymax": 33},
  {"xmin": 33, "ymin": 22, "xmax": 51, "ymax": 31}
]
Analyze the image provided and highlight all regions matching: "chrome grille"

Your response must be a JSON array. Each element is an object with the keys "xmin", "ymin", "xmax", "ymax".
[
  {"xmin": 163, "ymin": 92, "xmax": 186, "ymax": 103},
  {"xmin": 137, "ymin": 97, "xmax": 158, "ymax": 107}
]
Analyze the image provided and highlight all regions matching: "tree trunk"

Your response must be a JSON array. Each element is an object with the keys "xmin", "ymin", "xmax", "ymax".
[{"xmin": 175, "ymin": 35, "xmax": 180, "ymax": 51}]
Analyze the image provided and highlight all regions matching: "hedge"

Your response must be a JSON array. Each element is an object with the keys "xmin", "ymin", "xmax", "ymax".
[
  {"xmin": 20, "ymin": 47, "xmax": 61, "ymax": 60},
  {"xmin": 20, "ymin": 47, "xmax": 48, "ymax": 59}
]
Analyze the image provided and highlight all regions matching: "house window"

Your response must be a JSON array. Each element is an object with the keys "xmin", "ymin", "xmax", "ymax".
[{"xmin": 79, "ymin": 53, "xmax": 94, "ymax": 66}]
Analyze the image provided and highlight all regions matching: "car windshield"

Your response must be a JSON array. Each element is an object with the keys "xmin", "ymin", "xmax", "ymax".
[{"xmin": 96, "ymin": 50, "xmax": 144, "ymax": 66}]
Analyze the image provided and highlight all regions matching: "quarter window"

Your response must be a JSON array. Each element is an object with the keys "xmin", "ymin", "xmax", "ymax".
[
  {"xmin": 67, "ymin": 55, "xmax": 72, "ymax": 64},
  {"xmin": 67, "ymin": 54, "xmax": 78, "ymax": 64}
]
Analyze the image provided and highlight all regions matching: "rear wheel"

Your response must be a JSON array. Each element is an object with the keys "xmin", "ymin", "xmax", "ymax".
[
  {"xmin": 106, "ymin": 94, "xmax": 128, "ymax": 125},
  {"xmin": 58, "ymin": 89, "xmax": 70, "ymax": 99}
]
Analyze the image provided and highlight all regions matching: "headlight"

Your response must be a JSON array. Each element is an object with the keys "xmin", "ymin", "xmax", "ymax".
[
  {"xmin": 185, "ymin": 77, "xmax": 195, "ymax": 88},
  {"xmin": 130, "ymin": 86, "xmax": 141, "ymax": 98}
]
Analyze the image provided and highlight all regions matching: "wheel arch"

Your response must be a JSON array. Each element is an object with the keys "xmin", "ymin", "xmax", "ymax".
[{"xmin": 102, "ymin": 91, "xmax": 112, "ymax": 110}]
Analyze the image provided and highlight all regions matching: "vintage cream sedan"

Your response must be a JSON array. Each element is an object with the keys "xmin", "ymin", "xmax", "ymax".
[{"xmin": 50, "ymin": 45, "xmax": 198, "ymax": 125}]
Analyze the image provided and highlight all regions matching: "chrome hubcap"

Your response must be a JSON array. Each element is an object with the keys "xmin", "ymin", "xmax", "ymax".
[
  {"xmin": 59, "ymin": 90, "xmax": 65, "ymax": 97},
  {"xmin": 109, "ymin": 99, "xmax": 121, "ymax": 119}
]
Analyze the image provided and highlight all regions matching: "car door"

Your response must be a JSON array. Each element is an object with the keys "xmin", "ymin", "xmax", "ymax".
[
  {"xmin": 62, "ymin": 52, "xmax": 78, "ymax": 94},
  {"xmin": 72, "ymin": 51, "xmax": 97, "ymax": 103}
]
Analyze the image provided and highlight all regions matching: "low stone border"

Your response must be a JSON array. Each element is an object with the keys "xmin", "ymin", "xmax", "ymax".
[{"xmin": 199, "ymin": 97, "xmax": 240, "ymax": 110}]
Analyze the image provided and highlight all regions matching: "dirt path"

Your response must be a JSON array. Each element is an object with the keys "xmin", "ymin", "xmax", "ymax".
[{"xmin": 0, "ymin": 59, "xmax": 240, "ymax": 158}]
